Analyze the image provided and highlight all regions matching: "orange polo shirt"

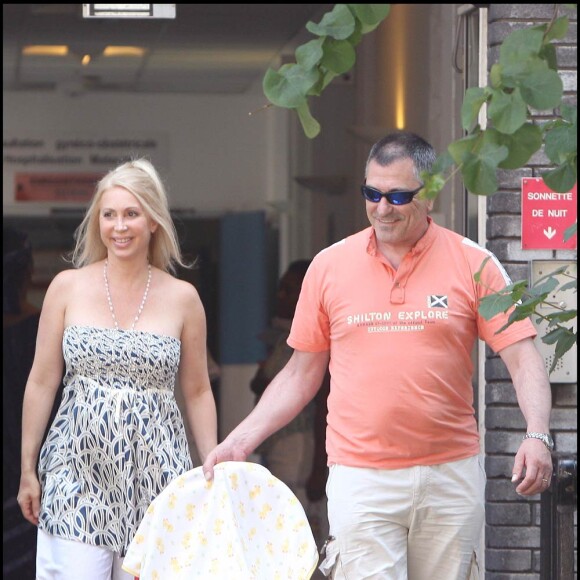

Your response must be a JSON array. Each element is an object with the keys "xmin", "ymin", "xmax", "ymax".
[{"xmin": 288, "ymin": 220, "xmax": 537, "ymax": 469}]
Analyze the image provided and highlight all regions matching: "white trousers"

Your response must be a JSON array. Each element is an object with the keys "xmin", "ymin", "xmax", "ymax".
[
  {"xmin": 36, "ymin": 529, "xmax": 133, "ymax": 580},
  {"xmin": 323, "ymin": 455, "xmax": 485, "ymax": 580}
]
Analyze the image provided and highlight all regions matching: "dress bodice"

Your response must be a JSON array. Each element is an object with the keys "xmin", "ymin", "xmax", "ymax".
[
  {"xmin": 62, "ymin": 325, "xmax": 181, "ymax": 392},
  {"xmin": 38, "ymin": 325, "xmax": 193, "ymax": 556}
]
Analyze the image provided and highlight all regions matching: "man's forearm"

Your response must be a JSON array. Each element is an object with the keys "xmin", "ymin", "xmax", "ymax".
[{"xmin": 500, "ymin": 338, "xmax": 552, "ymax": 431}]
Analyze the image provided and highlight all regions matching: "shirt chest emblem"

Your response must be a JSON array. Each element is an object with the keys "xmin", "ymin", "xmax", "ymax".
[{"xmin": 427, "ymin": 295, "xmax": 448, "ymax": 308}]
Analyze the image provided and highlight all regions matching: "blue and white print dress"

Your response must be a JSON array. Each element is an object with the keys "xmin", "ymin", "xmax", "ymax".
[{"xmin": 38, "ymin": 325, "xmax": 193, "ymax": 556}]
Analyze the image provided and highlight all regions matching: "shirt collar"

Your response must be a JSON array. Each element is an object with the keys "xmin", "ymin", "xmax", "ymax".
[{"xmin": 366, "ymin": 216, "xmax": 437, "ymax": 258}]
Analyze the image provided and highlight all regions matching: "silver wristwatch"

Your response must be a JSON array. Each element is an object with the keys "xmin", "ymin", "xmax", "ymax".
[{"xmin": 523, "ymin": 432, "xmax": 554, "ymax": 451}]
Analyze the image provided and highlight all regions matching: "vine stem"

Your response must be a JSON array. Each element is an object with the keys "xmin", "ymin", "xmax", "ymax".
[
  {"xmin": 545, "ymin": 4, "xmax": 560, "ymax": 36},
  {"xmin": 248, "ymin": 103, "xmax": 274, "ymax": 116}
]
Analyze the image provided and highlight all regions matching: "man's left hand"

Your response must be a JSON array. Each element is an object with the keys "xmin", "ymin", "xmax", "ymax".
[{"xmin": 511, "ymin": 438, "xmax": 553, "ymax": 496}]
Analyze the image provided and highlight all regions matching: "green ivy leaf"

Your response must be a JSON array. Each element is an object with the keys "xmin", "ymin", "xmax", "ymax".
[
  {"xmin": 542, "ymin": 160, "xmax": 577, "ymax": 192},
  {"xmin": 505, "ymin": 305, "xmax": 536, "ymax": 326},
  {"xmin": 558, "ymin": 279, "xmax": 577, "ymax": 293},
  {"xmin": 346, "ymin": 19, "xmax": 364, "ymax": 46},
  {"xmin": 531, "ymin": 266, "xmax": 570, "ymax": 289},
  {"xmin": 539, "ymin": 43, "xmax": 558, "ymax": 71},
  {"xmin": 542, "ymin": 326, "xmax": 569, "ymax": 345},
  {"xmin": 499, "ymin": 29, "xmax": 545, "ymax": 85},
  {"xmin": 461, "ymin": 155, "xmax": 499, "ymax": 195},
  {"xmin": 541, "ymin": 325, "xmax": 576, "ymax": 373},
  {"xmin": 320, "ymin": 37, "xmax": 357, "ymax": 75},
  {"xmin": 510, "ymin": 281, "xmax": 530, "ymax": 303},
  {"xmin": 431, "ymin": 151, "xmax": 455, "ymax": 175},
  {"xmin": 448, "ymin": 133, "xmax": 480, "ymax": 166},
  {"xmin": 296, "ymin": 101, "xmax": 321, "ymax": 138},
  {"xmin": 531, "ymin": 275, "xmax": 560, "ymax": 297},
  {"xmin": 478, "ymin": 291, "xmax": 517, "ymax": 320},
  {"xmin": 490, "ymin": 63, "xmax": 503, "ymax": 89},
  {"xmin": 546, "ymin": 310, "xmax": 578, "ymax": 325},
  {"xmin": 488, "ymin": 87, "xmax": 527, "ymax": 134},
  {"xmin": 551, "ymin": 330, "xmax": 576, "ymax": 373},
  {"xmin": 473, "ymin": 256, "xmax": 492, "ymax": 284},
  {"xmin": 263, "ymin": 64, "xmax": 319, "ymax": 108},
  {"xmin": 348, "ymin": 4, "xmax": 391, "ymax": 32},
  {"xmin": 545, "ymin": 123, "xmax": 577, "ymax": 163},
  {"xmin": 307, "ymin": 69, "xmax": 338, "ymax": 96},
  {"xmin": 544, "ymin": 15, "xmax": 569, "ymax": 42},
  {"xmin": 500, "ymin": 28, "xmax": 544, "ymax": 67},
  {"xmin": 460, "ymin": 131, "xmax": 509, "ymax": 195},
  {"xmin": 477, "ymin": 279, "xmax": 534, "ymax": 329},
  {"xmin": 560, "ymin": 103, "xmax": 577, "ymax": 125},
  {"xmin": 295, "ymin": 37, "xmax": 325, "ymax": 70},
  {"xmin": 306, "ymin": 4, "xmax": 356, "ymax": 40},
  {"xmin": 501, "ymin": 57, "xmax": 548, "ymax": 89},
  {"xmin": 519, "ymin": 68, "xmax": 563, "ymax": 110},
  {"xmin": 461, "ymin": 87, "xmax": 488, "ymax": 131},
  {"xmin": 261, "ymin": 4, "xmax": 391, "ymax": 139},
  {"xmin": 420, "ymin": 172, "xmax": 446, "ymax": 200},
  {"xmin": 497, "ymin": 123, "xmax": 543, "ymax": 169}
]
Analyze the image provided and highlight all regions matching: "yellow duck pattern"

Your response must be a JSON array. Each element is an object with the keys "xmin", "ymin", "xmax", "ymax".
[{"xmin": 122, "ymin": 462, "xmax": 318, "ymax": 579}]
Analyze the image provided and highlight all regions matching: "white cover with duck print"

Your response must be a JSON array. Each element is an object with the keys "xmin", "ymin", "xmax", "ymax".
[{"xmin": 122, "ymin": 461, "xmax": 319, "ymax": 579}]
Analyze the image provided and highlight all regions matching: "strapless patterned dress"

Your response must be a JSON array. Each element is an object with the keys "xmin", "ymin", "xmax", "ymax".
[{"xmin": 38, "ymin": 325, "xmax": 193, "ymax": 556}]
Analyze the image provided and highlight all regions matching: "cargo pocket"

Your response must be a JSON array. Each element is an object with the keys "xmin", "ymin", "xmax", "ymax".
[
  {"xmin": 318, "ymin": 536, "xmax": 339, "ymax": 578},
  {"xmin": 468, "ymin": 550, "xmax": 480, "ymax": 580}
]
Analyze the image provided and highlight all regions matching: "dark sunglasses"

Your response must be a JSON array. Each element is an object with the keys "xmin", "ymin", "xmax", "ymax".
[{"xmin": 361, "ymin": 184, "xmax": 423, "ymax": 206}]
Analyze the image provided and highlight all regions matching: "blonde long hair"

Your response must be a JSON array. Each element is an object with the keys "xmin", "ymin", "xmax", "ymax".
[{"xmin": 71, "ymin": 158, "xmax": 189, "ymax": 273}]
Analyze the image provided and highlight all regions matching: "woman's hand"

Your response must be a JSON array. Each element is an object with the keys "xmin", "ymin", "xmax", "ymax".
[{"xmin": 18, "ymin": 471, "xmax": 41, "ymax": 525}]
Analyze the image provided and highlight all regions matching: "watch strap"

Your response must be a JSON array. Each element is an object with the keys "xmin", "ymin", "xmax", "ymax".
[{"xmin": 523, "ymin": 432, "xmax": 553, "ymax": 450}]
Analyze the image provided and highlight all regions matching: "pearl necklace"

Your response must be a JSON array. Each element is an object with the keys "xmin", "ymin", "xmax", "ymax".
[{"xmin": 103, "ymin": 260, "xmax": 152, "ymax": 331}]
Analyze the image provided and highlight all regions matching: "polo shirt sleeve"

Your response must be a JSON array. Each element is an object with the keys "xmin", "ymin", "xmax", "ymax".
[
  {"xmin": 288, "ymin": 256, "xmax": 330, "ymax": 352},
  {"xmin": 474, "ymin": 253, "xmax": 537, "ymax": 353}
]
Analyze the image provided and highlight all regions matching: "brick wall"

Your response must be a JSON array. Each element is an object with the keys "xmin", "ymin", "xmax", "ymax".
[{"xmin": 485, "ymin": 5, "xmax": 577, "ymax": 579}]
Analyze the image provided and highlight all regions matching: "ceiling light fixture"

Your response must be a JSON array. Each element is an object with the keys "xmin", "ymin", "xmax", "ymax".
[
  {"xmin": 103, "ymin": 46, "xmax": 146, "ymax": 57},
  {"xmin": 82, "ymin": 4, "xmax": 175, "ymax": 19},
  {"xmin": 23, "ymin": 45, "xmax": 69, "ymax": 56}
]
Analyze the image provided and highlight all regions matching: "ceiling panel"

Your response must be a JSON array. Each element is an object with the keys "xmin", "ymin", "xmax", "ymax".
[{"xmin": 3, "ymin": 3, "xmax": 332, "ymax": 95}]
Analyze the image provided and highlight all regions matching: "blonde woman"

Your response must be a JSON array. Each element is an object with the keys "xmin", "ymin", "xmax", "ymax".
[{"xmin": 18, "ymin": 159, "xmax": 218, "ymax": 579}]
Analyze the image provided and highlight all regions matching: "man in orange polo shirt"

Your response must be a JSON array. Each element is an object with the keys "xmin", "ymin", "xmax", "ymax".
[{"xmin": 204, "ymin": 131, "xmax": 553, "ymax": 579}]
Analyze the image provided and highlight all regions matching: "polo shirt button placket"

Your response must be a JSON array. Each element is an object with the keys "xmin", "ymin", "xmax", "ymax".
[{"xmin": 391, "ymin": 281, "xmax": 405, "ymax": 304}]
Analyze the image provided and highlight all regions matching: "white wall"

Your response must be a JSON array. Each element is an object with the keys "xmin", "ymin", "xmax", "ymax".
[{"xmin": 3, "ymin": 89, "xmax": 289, "ymax": 215}]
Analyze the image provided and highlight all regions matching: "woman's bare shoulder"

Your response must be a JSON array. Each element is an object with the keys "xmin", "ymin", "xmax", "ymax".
[
  {"xmin": 49, "ymin": 262, "xmax": 101, "ymax": 288},
  {"xmin": 156, "ymin": 270, "xmax": 200, "ymax": 300},
  {"xmin": 47, "ymin": 268, "xmax": 77, "ymax": 293}
]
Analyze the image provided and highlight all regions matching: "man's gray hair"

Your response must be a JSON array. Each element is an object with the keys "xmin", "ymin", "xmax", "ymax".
[{"xmin": 365, "ymin": 131, "xmax": 436, "ymax": 181}]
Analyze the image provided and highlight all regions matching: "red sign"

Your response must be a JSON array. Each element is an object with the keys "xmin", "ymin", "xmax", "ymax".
[
  {"xmin": 521, "ymin": 178, "xmax": 577, "ymax": 250},
  {"xmin": 15, "ymin": 172, "xmax": 102, "ymax": 202}
]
